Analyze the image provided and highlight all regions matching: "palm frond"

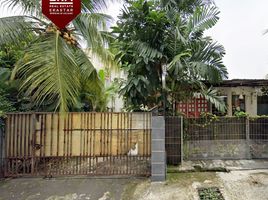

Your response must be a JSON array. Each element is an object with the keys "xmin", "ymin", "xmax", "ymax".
[
  {"xmin": 187, "ymin": 6, "xmax": 219, "ymax": 38},
  {"xmin": 0, "ymin": 16, "xmax": 40, "ymax": 46},
  {"xmin": 190, "ymin": 40, "xmax": 228, "ymax": 82},
  {"xmin": 194, "ymin": 87, "xmax": 226, "ymax": 113},
  {"xmin": 132, "ymin": 40, "xmax": 163, "ymax": 60},
  {"xmin": 75, "ymin": 48, "xmax": 96, "ymax": 80},
  {"xmin": 82, "ymin": 0, "xmax": 108, "ymax": 12},
  {"xmin": 167, "ymin": 51, "xmax": 191, "ymax": 75},
  {"xmin": 13, "ymin": 32, "xmax": 81, "ymax": 112},
  {"xmin": 1, "ymin": 0, "xmax": 41, "ymax": 16},
  {"xmin": 73, "ymin": 13, "xmax": 116, "ymax": 68}
]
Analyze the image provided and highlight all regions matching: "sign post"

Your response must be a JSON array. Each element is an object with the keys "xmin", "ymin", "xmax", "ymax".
[{"xmin": 42, "ymin": 0, "xmax": 81, "ymax": 29}]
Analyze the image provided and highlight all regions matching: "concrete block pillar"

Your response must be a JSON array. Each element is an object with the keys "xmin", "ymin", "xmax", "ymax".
[{"xmin": 151, "ymin": 116, "xmax": 166, "ymax": 182}]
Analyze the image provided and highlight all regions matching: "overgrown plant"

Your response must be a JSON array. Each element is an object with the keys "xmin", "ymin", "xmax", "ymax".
[
  {"xmin": 113, "ymin": 0, "xmax": 227, "ymax": 112},
  {"xmin": 0, "ymin": 0, "xmax": 117, "ymax": 112},
  {"xmin": 233, "ymin": 111, "xmax": 249, "ymax": 118}
]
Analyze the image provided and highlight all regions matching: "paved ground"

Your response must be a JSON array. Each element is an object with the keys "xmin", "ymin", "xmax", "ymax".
[
  {"xmin": 0, "ymin": 160, "xmax": 268, "ymax": 200},
  {"xmin": 0, "ymin": 177, "xmax": 143, "ymax": 200},
  {"xmin": 131, "ymin": 159, "xmax": 268, "ymax": 200},
  {"xmin": 179, "ymin": 159, "xmax": 268, "ymax": 171},
  {"xmin": 131, "ymin": 170, "xmax": 268, "ymax": 200}
]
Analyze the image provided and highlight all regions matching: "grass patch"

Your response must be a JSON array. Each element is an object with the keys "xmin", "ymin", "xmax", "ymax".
[
  {"xmin": 167, "ymin": 165, "xmax": 229, "ymax": 173},
  {"xmin": 121, "ymin": 180, "xmax": 141, "ymax": 200},
  {"xmin": 167, "ymin": 172, "xmax": 217, "ymax": 185}
]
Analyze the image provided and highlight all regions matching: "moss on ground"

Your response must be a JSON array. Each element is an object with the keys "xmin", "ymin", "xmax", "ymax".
[
  {"xmin": 121, "ymin": 180, "xmax": 143, "ymax": 200},
  {"xmin": 167, "ymin": 172, "xmax": 217, "ymax": 186}
]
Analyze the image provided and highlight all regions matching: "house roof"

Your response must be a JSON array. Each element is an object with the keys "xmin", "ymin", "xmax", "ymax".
[{"xmin": 210, "ymin": 79, "xmax": 268, "ymax": 87}]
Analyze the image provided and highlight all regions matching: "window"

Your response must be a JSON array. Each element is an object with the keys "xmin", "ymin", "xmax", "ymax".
[
  {"xmin": 257, "ymin": 95, "xmax": 268, "ymax": 115},
  {"xmin": 232, "ymin": 95, "xmax": 245, "ymax": 114}
]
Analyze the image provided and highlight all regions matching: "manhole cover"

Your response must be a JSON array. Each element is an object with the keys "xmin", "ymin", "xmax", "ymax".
[{"xmin": 198, "ymin": 187, "xmax": 224, "ymax": 200}]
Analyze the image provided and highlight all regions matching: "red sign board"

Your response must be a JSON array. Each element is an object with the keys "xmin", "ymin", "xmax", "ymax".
[{"xmin": 42, "ymin": 0, "xmax": 81, "ymax": 29}]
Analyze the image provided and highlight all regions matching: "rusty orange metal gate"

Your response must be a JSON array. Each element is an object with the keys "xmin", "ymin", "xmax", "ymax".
[{"xmin": 4, "ymin": 112, "xmax": 151, "ymax": 177}]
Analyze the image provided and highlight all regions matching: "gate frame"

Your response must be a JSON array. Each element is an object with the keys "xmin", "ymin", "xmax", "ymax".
[
  {"xmin": 4, "ymin": 112, "xmax": 152, "ymax": 177},
  {"xmin": 165, "ymin": 116, "xmax": 183, "ymax": 165},
  {"xmin": 0, "ymin": 118, "xmax": 4, "ymax": 177}
]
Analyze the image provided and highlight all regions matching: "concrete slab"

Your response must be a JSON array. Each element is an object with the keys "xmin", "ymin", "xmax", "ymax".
[
  {"xmin": 131, "ymin": 170, "xmax": 268, "ymax": 200},
  {"xmin": 0, "ymin": 177, "xmax": 144, "ymax": 200}
]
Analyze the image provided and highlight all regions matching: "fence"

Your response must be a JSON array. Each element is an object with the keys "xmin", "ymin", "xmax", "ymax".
[
  {"xmin": 183, "ymin": 117, "xmax": 268, "ymax": 160},
  {"xmin": 0, "ymin": 118, "xmax": 4, "ymax": 177},
  {"xmin": 4, "ymin": 112, "xmax": 151, "ymax": 177},
  {"xmin": 165, "ymin": 116, "xmax": 183, "ymax": 165}
]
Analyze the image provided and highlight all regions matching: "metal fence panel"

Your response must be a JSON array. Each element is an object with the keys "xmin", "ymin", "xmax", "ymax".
[
  {"xmin": 165, "ymin": 116, "xmax": 182, "ymax": 165},
  {"xmin": 4, "ymin": 112, "xmax": 151, "ymax": 177},
  {"xmin": 249, "ymin": 118, "xmax": 268, "ymax": 159},
  {"xmin": 183, "ymin": 117, "xmax": 268, "ymax": 160},
  {"xmin": 0, "ymin": 118, "xmax": 4, "ymax": 177}
]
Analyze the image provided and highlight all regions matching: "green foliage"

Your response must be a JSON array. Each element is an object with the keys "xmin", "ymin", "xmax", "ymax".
[
  {"xmin": 113, "ymin": 0, "xmax": 228, "ymax": 112},
  {"xmin": 261, "ymin": 86, "xmax": 268, "ymax": 96},
  {"xmin": 198, "ymin": 187, "xmax": 224, "ymax": 200},
  {"xmin": 0, "ymin": 44, "xmax": 27, "ymax": 114},
  {"xmin": 198, "ymin": 112, "xmax": 219, "ymax": 127},
  {"xmin": 0, "ymin": 0, "xmax": 116, "ymax": 112},
  {"xmin": 0, "ymin": 89, "xmax": 16, "ymax": 117},
  {"xmin": 234, "ymin": 111, "xmax": 248, "ymax": 118}
]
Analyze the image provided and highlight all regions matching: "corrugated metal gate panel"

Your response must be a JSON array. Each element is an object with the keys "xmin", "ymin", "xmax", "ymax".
[{"xmin": 4, "ymin": 112, "xmax": 151, "ymax": 177}]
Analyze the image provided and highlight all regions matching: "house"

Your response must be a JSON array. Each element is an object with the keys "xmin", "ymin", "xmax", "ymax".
[{"xmin": 176, "ymin": 79, "xmax": 268, "ymax": 117}]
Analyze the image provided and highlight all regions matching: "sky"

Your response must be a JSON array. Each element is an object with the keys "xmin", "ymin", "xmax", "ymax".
[{"xmin": 1, "ymin": 0, "xmax": 268, "ymax": 79}]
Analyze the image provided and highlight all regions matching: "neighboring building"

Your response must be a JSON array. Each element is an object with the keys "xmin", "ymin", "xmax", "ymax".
[
  {"xmin": 176, "ymin": 79, "xmax": 268, "ymax": 117},
  {"xmin": 85, "ymin": 49, "xmax": 124, "ymax": 112},
  {"xmin": 213, "ymin": 79, "xmax": 268, "ymax": 116}
]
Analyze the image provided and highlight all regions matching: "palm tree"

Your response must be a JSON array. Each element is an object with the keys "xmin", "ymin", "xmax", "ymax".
[
  {"xmin": 0, "ymin": 0, "xmax": 116, "ymax": 112},
  {"xmin": 165, "ymin": 4, "xmax": 228, "ymax": 112},
  {"xmin": 114, "ymin": 0, "xmax": 228, "ymax": 112}
]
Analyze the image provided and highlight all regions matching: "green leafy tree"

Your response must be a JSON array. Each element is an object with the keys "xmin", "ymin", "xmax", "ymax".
[
  {"xmin": 0, "ymin": 0, "xmax": 116, "ymax": 112},
  {"xmin": 113, "ymin": 0, "xmax": 227, "ymax": 112},
  {"xmin": 0, "ymin": 44, "xmax": 25, "ymax": 113}
]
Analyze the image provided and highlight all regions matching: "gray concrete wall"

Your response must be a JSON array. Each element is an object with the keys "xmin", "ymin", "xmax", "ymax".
[
  {"xmin": 151, "ymin": 116, "xmax": 166, "ymax": 182},
  {"xmin": 184, "ymin": 140, "xmax": 251, "ymax": 160}
]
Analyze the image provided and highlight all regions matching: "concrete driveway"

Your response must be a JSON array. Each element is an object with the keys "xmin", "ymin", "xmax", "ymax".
[
  {"xmin": 130, "ymin": 170, "xmax": 268, "ymax": 200},
  {"xmin": 1, "ymin": 160, "xmax": 268, "ymax": 200},
  {"xmin": 0, "ymin": 177, "xmax": 143, "ymax": 200}
]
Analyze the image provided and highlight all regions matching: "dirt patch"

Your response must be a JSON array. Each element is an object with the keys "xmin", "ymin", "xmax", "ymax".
[
  {"xmin": 121, "ymin": 180, "xmax": 142, "ymax": 200},
  {"xmin": 166, "ymin": 172, "xmax": 218, "ymax": 186}
]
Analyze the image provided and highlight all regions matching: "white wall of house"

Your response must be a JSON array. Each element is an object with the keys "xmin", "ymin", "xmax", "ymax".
[
  {"xmin": 85, "ymin": 49, "xmax": 125, "ymax": 112},
  {"xmin": 216, "ymin": 86, "xmax": 263, "ymax": 116}
]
